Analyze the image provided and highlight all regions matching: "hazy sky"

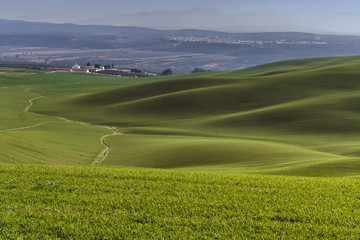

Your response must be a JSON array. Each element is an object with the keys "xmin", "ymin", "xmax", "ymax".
[{"xmin": 2, "ymin": 0, "xmax": 360, "ymax": 34}]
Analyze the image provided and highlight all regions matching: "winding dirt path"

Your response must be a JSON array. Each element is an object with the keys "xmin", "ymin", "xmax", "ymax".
[
  {"xmin": 0, "ymin": 89, "xmax": 51, "ymax": 132},
  {"xmin": 3, "ymin": 121, "xmax": 52, "ymax": 132},
  {"xmin": 55, "ymin": 117, "xmax": 122, "ymax": 164},
  {"xmin": 92, "ymin": 127, "xmax": 121, "ymax": 166},
  {"xmin": 16, "ymin": 88, "xmax": 122, "ymax": 165},
  {"xmin": 24, "ymin": 88, "xmax": 44, "ymax": 112}
]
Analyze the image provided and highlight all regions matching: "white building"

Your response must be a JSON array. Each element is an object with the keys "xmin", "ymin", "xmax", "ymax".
[{"xmin": 72, "ymin": 63, "xmax": 81, "ymax": 69}]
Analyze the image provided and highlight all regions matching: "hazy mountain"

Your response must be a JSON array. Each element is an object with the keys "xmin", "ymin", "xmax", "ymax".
[
  {"xmin": 76, "ymin": 8, "xmax": 233, "ymax": 31},
  {"xmin": 75, "ymin": 8, "xmax": 331, "ymax": 34},
  {"xmin": 0, "ymin": 19, "xmax": 165, "ymax": 35},
  {"xmin": 2, "ymin": 18, "xmax": 359, "ymax": 40}
]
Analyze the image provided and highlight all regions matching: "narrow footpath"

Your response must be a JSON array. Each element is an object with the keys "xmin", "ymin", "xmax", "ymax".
[
  {"xmin": 24, "ymin": 88, "xmax": 44, "ymax": 112},
  {"xmin": 19, "ymin": 88, "xmax": 122, "ymax": 165},
  {"xmin": 4, "ymin": 122, "xmax": 52, "ymax": 132},
  {"xmin": 92, "ymin": 127, "xmax": 121, "ymax": 166}
]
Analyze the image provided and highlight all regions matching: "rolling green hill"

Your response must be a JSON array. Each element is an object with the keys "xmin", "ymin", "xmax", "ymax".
[
  {"xmin": 1, "ymin": 56, "xmax": 360, "ymax": 177},
  {"xmin": 3, "ymin": 57, "xmax": 360, "ymax": 238},
  {"xmin": 25, "ymin": 56, "xmax": 360, "ymax": 177}
]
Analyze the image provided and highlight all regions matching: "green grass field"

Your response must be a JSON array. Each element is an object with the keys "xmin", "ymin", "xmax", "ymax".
[
  {"xmin": 1, "ymin": 165, "xmax": 360, "ymax": 239},
  {"xmin": 2, "ymin": 57, "xmax": 360, "ymax": 237}
]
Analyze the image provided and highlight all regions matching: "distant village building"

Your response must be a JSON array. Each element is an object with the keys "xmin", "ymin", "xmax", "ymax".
[
  {"xmin": 121, "ymin": 69, "xmax": 131, "ymax": 73},
  {"xmin": 72, "ymin": 63, "xmax": 81, "ymax": 69}
]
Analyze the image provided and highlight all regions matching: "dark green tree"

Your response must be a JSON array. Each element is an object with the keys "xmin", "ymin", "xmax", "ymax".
[
  {"xmin": 162, "ymin": 68, "xmax": 173, "ymax": 75},
  {"xmin": 192, "ymin": 68, "xmax": 206, "ymax": 73}
]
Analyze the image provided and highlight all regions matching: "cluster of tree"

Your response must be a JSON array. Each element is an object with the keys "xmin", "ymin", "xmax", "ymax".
[
  {"xmin": 131, "ymin": 69, "xmax": 142, "ymax": 73},
  {"xmin": 87, "ymin": 62, "xmax": 114, "ymax": 69},
  {"xmin": 96, "ymin": 69, "xmax": 149, "ymax": 78},
  {"xmin": 191, "ymin": 68, "xmax": 208, "ymax": 73},
  {"xmin": 161, "ymin": 68, "xmax": 209, "ymax": 75},
  {"xmin": 162, "ymin": 68, "xmax": 173, "ymax": 75}
]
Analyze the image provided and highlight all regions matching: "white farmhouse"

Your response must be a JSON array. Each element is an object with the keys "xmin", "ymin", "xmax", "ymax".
[{"xmin": 72, "ymin": 63, "xmax": 81, "ymax": 69}]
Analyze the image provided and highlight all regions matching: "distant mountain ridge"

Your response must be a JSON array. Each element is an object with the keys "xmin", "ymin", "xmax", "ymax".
[
  {"xmin": 2, "ymin": 18, "xmax": 360, "ymax": 39},
  {"xmin": 0, "ymin": 19, "xmax": 164, "ymax": 35}
]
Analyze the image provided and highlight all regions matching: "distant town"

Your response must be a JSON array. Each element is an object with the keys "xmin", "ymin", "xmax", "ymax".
[{"xmin": 167, "ymin": 36, "xmax": 329, "ymax": 46}]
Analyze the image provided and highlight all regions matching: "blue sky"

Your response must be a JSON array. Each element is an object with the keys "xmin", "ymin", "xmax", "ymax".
[{"xmin": 2, "ymin": 0, "xmax": 360, "ymax": 34}]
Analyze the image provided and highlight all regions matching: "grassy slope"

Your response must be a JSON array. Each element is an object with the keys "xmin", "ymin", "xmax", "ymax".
[
  {"xmin": 0, "ymin": 122, "xmax": 110, "ymax": 165},
  {"xmin": 1, "ymin": 164, "xmax": 360, "ymax": 239},
  {"xmin": 3, "ymin": 56, "xmax": 360, "ymax": 176},
  {"xmin": 0, "ymin": 71, "xmax": 133, "ymax": 165},
  {"xmin": 28, "ymin": 56, "xmax": 360, "ymax": 177},
  {"xmin": 103, "ymin": 134, "xmax": 342, "ymax": 169}
]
